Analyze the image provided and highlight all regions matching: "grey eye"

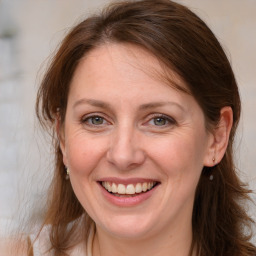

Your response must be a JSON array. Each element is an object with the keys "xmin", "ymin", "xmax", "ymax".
[
  {"xmin": 90, "ymin": 116, "xmax": 104, "ymax": 125},
  {"xmin": 153, "ymin": 117, "xmax": 167, "ymax": 126}
]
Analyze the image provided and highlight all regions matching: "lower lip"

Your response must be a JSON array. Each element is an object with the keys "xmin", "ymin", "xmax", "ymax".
[{"xmin": 99, "ymin": 183, "xmax": 159, "ymax": 207}]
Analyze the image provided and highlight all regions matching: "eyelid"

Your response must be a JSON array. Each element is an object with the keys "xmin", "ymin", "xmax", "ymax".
[
  {"xmin": 80, "ymin": 112, "xmax": 176, "ymax": 128},
  {"xmin": 81, "ymin": 112, "xmax": 111, "ymax": 125},
  {"xmin": 144, "ymin": 113, "xmax": 177, "ymax": 126}
]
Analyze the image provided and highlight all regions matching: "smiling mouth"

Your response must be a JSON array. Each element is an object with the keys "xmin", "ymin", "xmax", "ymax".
[{"xmin": 100, "ymin": 181, "xmax": 159, "ymax": 197}]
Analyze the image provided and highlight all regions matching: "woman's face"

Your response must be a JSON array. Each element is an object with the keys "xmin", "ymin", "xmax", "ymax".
[{"xmin": 61, "ymin": 43, "xmax": 214, "ymax": 240}]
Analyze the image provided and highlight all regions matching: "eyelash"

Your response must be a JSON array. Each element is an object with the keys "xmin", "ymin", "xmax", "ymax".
[
  {"xmin": 81, "ymin": 114, "xmax": 109, "ymax": 126},
  {"xmin": 146, "ymin": 114, "xmax": 176, "ymax": 127},
  {"xmin": 81, "ymin": 113, "xmax": 176, "ymax": 128}
]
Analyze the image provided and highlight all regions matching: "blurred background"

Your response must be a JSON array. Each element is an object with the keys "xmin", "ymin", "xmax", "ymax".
[{"xmin": 0, "ymin": 0, "xmax": 255, "ymax": 237}]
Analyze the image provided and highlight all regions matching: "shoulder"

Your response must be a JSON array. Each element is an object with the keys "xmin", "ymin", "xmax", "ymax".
[
  {"xmin": 29, "ymin": 222, "xmax": 94, "ymax": 256},
  {"xmin": 0, "ymin": 236, "xmax": 31, "ymax": 256}
]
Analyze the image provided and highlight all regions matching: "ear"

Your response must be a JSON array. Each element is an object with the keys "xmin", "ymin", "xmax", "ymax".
[
  {"xmin": 56, "ymin": 117, "xmax": 68, "ymax": 167},
  {"xmin": 204, "ymin": 106, "xmax": 233, "ymax": 167}
]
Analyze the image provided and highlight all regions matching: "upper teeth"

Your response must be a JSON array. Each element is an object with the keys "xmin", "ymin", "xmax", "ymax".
[{"xmin": 102, "ymin": 181, "xmax": 156, "ymax": 195}]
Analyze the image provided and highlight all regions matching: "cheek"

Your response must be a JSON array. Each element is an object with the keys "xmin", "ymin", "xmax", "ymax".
[
  {"xmin": 65, "ymin": 135, "xmax": 107, "ymax": 176},
  {"xmin": 149, "ymin": 132, "xmax": 207, "ymax": 179}
]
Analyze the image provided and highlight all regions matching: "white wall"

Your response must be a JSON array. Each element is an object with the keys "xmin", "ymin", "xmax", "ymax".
[{"xmin": 0, "ymin": 0, "xmax": 255, "ymax": 236}]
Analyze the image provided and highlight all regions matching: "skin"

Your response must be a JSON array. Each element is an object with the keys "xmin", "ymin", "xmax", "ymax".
[
  {"xmin": 60, "ymin": 43, "xmax": 233, "ymax": 256},
  {"xmin": 0, "ymin": 237, "xmax": 29, "ymax": 256}
]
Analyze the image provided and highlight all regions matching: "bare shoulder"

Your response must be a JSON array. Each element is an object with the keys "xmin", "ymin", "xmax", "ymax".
[{"xmin": 0, "ymin": 236, "xmax": 31, "ymax": 256}]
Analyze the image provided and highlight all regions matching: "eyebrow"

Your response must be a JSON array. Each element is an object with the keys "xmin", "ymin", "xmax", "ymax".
[
  {"xmin": 73, "ymin": 98, "xmax": 112, "ymax": 110},
  {"xmin": 73, "ymin": 98, "xmax": 185, "ymax": 112},
  {"xmin": 138, "ymin": 102, "xmax": 185, "ymax": 112}
]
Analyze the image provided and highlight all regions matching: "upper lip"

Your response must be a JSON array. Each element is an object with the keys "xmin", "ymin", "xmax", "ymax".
[{"xmin": 98, "ymin": 177, "xmax": 160, "ymax": 185}]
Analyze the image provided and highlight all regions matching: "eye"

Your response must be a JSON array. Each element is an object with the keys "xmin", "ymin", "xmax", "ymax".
[
  {"xmin": 152, "ymin": 117, "xmax": 168, "ymax": 126},
  {"xmin": 90, "ymin": 116, "xmax": 104, "ymax": 125},
  {"xmin": 147, "ymin": 114, "xmax": 176, "ymax": 127},
  {"xmin": 82, "ymin": 115, "xmax": 108, "ymax": 126}
]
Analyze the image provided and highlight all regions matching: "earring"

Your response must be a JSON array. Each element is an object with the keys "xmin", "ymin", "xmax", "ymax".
[
  {"xmin": 65, "ymin": 168, "xmax": 70, "ymax": 180},
  {"xmin": 209, "ymin": 157, "xmax": 215, "ymax": 181}
]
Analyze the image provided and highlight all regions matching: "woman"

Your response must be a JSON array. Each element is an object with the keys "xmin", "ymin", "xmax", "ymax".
[{"xmin": 22, "ymin": 0, "xmax": 256, "ymax": 255}]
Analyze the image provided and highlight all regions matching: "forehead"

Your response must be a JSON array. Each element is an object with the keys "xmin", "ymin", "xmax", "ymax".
[
  {"xmin": 67, "ymin": 43, "xmax": 206, "ymax": 128},
  {"xmin": 72, "ymin": 43, "xmax": 189, "ymax": 93}
]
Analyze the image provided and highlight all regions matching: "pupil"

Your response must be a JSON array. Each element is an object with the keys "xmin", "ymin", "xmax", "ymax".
[
  {"xmin": 154, "ymin": 117, "xmax": 166, "ymax": 126},
  {"xmin": 92, "ymin": 117, "xmax": 103, "ymax": 124}
]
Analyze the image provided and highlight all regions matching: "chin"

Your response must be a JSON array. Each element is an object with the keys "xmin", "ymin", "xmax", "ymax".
[{"xmin": 98, "ymin": 214, "xmax": 155, "ymax": 240}]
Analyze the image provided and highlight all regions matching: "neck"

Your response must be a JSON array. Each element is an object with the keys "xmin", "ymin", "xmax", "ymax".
[{"xmin": 93, "ymin": 222, "xmax": 195, "ymax": 256}]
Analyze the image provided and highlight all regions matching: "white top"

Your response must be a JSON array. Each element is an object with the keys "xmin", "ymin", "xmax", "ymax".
[{"xmin": 30, "ymin": 223, "xmax": 95, "ymax": 256}]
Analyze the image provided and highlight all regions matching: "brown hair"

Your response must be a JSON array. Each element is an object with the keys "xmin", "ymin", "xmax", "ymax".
[{"xmin": 35, "ymin": 0, "xmax": 256, "ymax": 255}]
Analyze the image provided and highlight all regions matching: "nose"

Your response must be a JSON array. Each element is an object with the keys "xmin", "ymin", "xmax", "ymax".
[{"xmin": 106, "ymin": 126, "xmax": 146, "ymax": 171}]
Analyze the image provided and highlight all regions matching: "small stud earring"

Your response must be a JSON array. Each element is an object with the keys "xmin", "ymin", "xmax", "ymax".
[
  {"xmin": 212, "ymin": 157, "xmax": 215, "ymax": 162},
  {"xmin": 65, "ymin": 168, "xmax": 70, "ymax": 180},
  {"xmin": 209, "ymin": 174, "xmax": 214, "ymax": 181}
]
